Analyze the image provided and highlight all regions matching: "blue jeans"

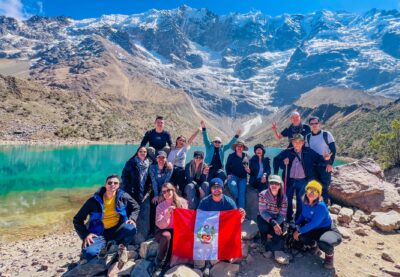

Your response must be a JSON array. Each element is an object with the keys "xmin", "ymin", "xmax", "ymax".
[
  {"xmin": 227, "ymin": 175, "xmax": 247, "ymax": 208},
  {"xmin": 286, "ymin": 178, "xmax": 307, "ymax": 222},
  {"xmin": 184, "ymin": 181, "xmax": 210, "ymax": 209},
  {"xmin": 82, "ymin": 222, "xmax": 136, "ymax": 260}
]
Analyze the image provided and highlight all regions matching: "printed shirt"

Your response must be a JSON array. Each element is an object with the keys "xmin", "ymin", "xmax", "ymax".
[{"xmin": 258, "ymin": 188, "xmax": 288, "ymax": 224}]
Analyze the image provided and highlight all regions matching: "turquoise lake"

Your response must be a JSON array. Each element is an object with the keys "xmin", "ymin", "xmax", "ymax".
[{"xmin": 0, "ymin": 144, "xmax": 345, "ymax": 242}]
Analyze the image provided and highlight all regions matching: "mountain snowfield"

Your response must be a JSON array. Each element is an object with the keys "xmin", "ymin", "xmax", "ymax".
[{"xmin": 0, "ymin": 6, "xmax": 399, "ymax": 124}]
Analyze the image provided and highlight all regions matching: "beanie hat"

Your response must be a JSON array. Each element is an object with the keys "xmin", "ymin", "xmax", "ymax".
[
  {"xmin": 193, "ymin": 151, "xmax": 204, "ymax": 159},
  {"xmin": 305, "ymin": 180, "xmax": 323, "ymax": 196},
  {"xmin": 210, "ymin": 178, "xmax": 224, "ymax": 188}
]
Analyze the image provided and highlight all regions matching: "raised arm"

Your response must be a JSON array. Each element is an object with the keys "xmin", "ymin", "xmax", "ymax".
[
  {"xmin": 272, "ymin": 122, "xmax": 283, "ymax": 140},
  {"xmin": 201, "ymin": 121, "xmax": 212, "ymax": 148},
  {"xmin": 187, "ymin": 128, "xmax": 201, "ymax": 145},
  {"xmin": 223, "ymin": 130, "xmax": 240, "ymax": 151}
]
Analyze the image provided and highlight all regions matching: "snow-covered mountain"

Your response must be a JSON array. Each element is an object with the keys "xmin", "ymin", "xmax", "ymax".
[{"xmin": 0, "ymin": 6, "xmax": 399, "ymax": 118}]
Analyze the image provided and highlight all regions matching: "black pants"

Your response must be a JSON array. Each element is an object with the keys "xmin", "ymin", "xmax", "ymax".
[
  {"xmin": 171, "ymin": 166, "xmax": 186, "ymax": 195},
  {"xmin": 299, "ymin": 224, "xmax": 342, "ymax": 255},
  {"xmin": 251, "ymin": 178, "xmax": 268, "ymax": 192},
  {"xmin": 207, "ymin": 168, "xmax": 227, "ymax": 182},
  {"xmin": 256, "ymin": 215, "xmax": 285, "ymax": 251},
  {"xmin": 315, "ymin": 165, "xmax": 332, "ymax": 204}
]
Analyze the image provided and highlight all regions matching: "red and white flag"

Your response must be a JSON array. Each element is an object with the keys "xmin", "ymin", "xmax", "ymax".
[{"xmin": 172, "ymin": 208, "xmax": 242, "ymax": 260}]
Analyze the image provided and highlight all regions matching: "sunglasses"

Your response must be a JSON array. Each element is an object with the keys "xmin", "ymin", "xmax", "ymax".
[
  {"xmin": 306, "ymin": 188, "xmax": 319, "ymax": 194},
  {"xmin": 269, "ymin": 182, "xmax": 280, "ymax": 186},
  {"xmin": 194, "ymin": 156, "xmax": 203, "ymax": 160},
  {"xmin": 162, "ymin": 189, "xmax": 173, "ymax": 194},
  {"xmin": 107, "ymin": 181, "xmax": 119, "ymax": 185},
  {"xmin": 213, "ymin": 141, "xmax": 221, "ymax": 144}
]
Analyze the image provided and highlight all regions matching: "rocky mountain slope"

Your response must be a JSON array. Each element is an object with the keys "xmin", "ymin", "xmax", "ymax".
[
  {"xmin": 0, "ymin": 7, "xmax": 399, "ymax": 127},
  {"xmin": 248, "ymin": 87, "xmax": 400, "ymax": 158},
  {"xmin": 0, "ymin": 74, "xmax": 226, "ymax": 143}
]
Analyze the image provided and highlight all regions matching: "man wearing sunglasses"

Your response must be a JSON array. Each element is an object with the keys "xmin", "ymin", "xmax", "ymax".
[
  {"xmin": 73, "ymin": 174, "xmax": 140, "ymax": 272},
  {"xmin": 305, "ymin": 117, "xmax": 336, "ymax": 204},
  {"xmin": 200, "ymin": 120, "xmax": 241, "ymax": 182}
]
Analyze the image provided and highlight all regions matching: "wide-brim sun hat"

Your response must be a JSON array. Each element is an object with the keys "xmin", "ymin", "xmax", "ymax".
[{"xmin": 231, "ymin": 139, "xmax": 248, "ymax": 151}]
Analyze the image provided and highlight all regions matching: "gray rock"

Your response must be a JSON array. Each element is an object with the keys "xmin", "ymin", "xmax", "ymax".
[
  {"xmin": 130, "ymin": 259, "xmax": 151, "ymax": 277},
  {"xmin": 118, "ymin": 260, "xmax": 136, "ymax": 276},
  {"xmin": 338, "ymin": 207, "xmax": 353, "ymax": 224},
  {"xmin": 382, "ymin": 252, "xmax": 395, "ymax": 263},
  {"xmin": 242, "ymin": 242, "xmax": 249, "ymax": 258},
  {"xmin": 373, "ymin": 211, "xmax": 400, "ymax": 232},
  {"xmin": 164, "ymin": 265, "xmax": 203, "ymax": 277},
  {"xmin": 329, "ymin": 204, "xmax": 342, "ymax": 214},
  {"xmin": 337, "ymin": 226, "xmax": 351, "ymax": 239},
  {"xmin": 135, "ymin": 196, "xmax": 151, "ymax": 245},
  {"xmin": 381, "ymin": 268, "xmax": 400, "ymax": 277},
  {"xmin": 353, "ymin": 209, "xmax": 370, "ymax": 224},
  {"xmin": 355, "ymin": 252, "xmax": 363, "ymax": 258},
  {"xmin": 241, "ymin": 220, "xmax": 259, "ymax": 240},
  {"xmin": 139, "ymin": 239, "xmax": 159, "ymax": 259},
  {"xmin": 245, "ymin": 187, "xmax": 259, "ymax": 220},
  {"xmin": 354, "ymin": 228, "xmax": 369, "ymax": 236},
  {"xmin": 330, "ymin": 214, "xmax": 339, "ymax": 225},
  {"xmin": 64, "ymin": 259, "xmax": 106, "ymax": 277},
  {"xmin": 210, "ymin": 262, "xmax": 240, "ymax": 277}
]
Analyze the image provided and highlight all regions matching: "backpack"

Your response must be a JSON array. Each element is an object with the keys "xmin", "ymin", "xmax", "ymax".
[{"xmin": 306, "ymin": 131, "xmax": 329, "ymax": 147}]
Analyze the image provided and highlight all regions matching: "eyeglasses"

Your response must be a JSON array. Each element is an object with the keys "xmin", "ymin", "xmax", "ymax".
[
  {"xmin": 162, "ymin": 189, "xmax": 173, "ymax": 194},
  {"xmin": 107, "ymin": 181, "xmax": 119, "ymax": 185},
  {"xmin": 211, "ymin": 185, "xmax": 222, "ymax": 190},
  {"xmin": 269, "ymin": 182, "xmax": 280, "ymax": 187},
  {"xmin": 306, "ymin": 188, "xmax": 319, "ymax": 194}
]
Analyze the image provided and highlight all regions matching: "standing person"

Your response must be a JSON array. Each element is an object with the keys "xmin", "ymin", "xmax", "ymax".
[
  {"xmin": 249, "ymin": 144, "xmax": 271, "ymax": 192},
  {"xmin": 150, "ymin": 151, "xmax": 174, "ymax": 205},
  {"xmin": 273, "ymin": 134, "xmax": 331, "ymax": 222},
  {"xmin": 271, "ymin": 111, "xmax": 311, "ymax": 148},
  {"xmin": 305, "ymin": 117, "xmax": 336, "ymax": 204},
  {"xmin": 140, "ymin": 116, "xmax": 173, "ymax": 159},
  {"xmin": 184, "ymin": 151, "xmax": 210, "ymax": 209},
  {"xmin": 294, "ymin": 180, "xmax": 342, "ymax": 269},
  {"xmin": 226, "ymin": 140, "xmax": 250, "ymax": 209},
  {"xmin": 73, "ymin": 175, "xmax": 139, "ymax": 272},
  {"xmin": 200, "ymin": 120, "xmax": 241, "ymax": 182},
  {"xmin": 121, "ymin": 146, "xmax": 154, "ymax": 242},
  {"xmin": 168, "ymin": 129, "xmax": 200, "ymax": 193},
  {"xmin": 194, "ymin": 178, "xmax": 246, "ymax": 270},
  {"xmin": 257, "ymin": 175, "xmax": 289, "ymax": 265},
  {"xmin": 155, "ymin": 183, "xmax": 188, "ymax": 269}
]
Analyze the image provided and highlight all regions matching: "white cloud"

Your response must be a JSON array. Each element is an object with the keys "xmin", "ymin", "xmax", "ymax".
[
  {"xmin": 0, "ymin": 0, "xmax": 26, "ymax": 20},
  {"xmin": 37, "ymin": 1, "xmax": 43, "ymax": 14}
]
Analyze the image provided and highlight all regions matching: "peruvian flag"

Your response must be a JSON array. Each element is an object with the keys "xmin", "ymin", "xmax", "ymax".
[{"xmin": 172, "ymin": 208, "xmax": 242, "ymax": 260}]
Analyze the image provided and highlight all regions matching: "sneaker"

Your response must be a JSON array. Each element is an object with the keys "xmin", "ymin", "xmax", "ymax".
[{"xmin": 274, "ymin": 251, "xmax": 290, "ymax": 265}]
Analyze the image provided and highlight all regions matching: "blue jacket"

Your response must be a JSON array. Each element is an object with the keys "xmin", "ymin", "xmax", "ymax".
[
  {"xmin": 149, "ymin": 164, "xmax": 173, "ymax": 197},
  {"xmin": 296, "ymin": 200, "xmax": 332, "ymax": 234},
  {"xmin": 73, "ymin": 187, "xmax": 140, "ymax": 240},
  {"xmin": 273, "ymin": 146, "xmax": 326, "ymax": 181},
  {"xmin": 249, "ymin": 155, "xmax": 271, "ymax": 186},
  {"xmin": 202, "ymin": 128, "xmax": 238, "ymax": 165}
]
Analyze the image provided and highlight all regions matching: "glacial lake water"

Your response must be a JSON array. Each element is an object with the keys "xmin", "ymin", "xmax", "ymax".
[{"xmin": 0, "ymin": 144, "xmax": 345, "ymax": 242}]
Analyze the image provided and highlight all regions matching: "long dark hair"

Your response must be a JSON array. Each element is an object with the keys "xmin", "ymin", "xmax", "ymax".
[{"xmin": 270, "ymin": 183, "xmax": 284, "ymax": 208}]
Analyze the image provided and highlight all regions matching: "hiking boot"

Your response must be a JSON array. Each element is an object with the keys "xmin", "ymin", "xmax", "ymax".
[
  {"xmin": 324, "ymin": 253, "xmax": 334, "ymax": 269},
  {"xmin": 274, "ymin": 251, "xmax": 290, "ymax": 265},
  {"xmin": 309, "ymin": 242, "xmax": 321, "ymax": 256}
]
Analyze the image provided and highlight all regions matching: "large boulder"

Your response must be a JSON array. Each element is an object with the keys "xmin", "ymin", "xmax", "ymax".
[
  {"xmin": 330, "ymin": 158, "xmax": 400, "ymax": 213},
  {"xmin": 372, "ymin": 211, "xmax": 400, "ymax": 232},
  {"xmin": 241, "ymin": 220, "xmax": 259, "ymax": 240},
  {"xmin": 64, "ymin": 259, "xmax": 106, "ymax": 277}
]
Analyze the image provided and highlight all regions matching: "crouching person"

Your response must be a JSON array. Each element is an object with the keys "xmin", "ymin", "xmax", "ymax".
[
  {"xmin": 73, "ymin": 175, "xmax": 140, "ymax": 270},
  {"xmin": 155, "ymin": 183, "xmax": 189, "ymax": 269},
  {"xmin": 293, "ymin": 180, "xmax": 342, "ymax": 269},
  {"xmin": 257, "ymin": 175, "xmax": 290, "ymax": 265}
]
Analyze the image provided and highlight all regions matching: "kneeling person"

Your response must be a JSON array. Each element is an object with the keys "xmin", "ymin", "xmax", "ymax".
[
  {"xmin": 257, "ymin": 175, "xmax": 289, "ymax": 264},
  {"xmin": 293, "ymin": 180, "xmax": 342, "ymax": 269},
  {"xmin": 73, "ymin": 175, "xmax": 140, "ymax": 264}
]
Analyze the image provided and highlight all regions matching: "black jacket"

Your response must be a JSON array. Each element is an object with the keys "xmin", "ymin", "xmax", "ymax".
[
  {"xmin": 185, "ymin": 161, "xmax": 208, "ymax": 186},
  {"xmin": 273, "ymin": 146, "xmax": 326, "ymax": 181},
  {"xmin": 249, "ymin": 155, "xmax": 271, "ymax": 186},
  {"xmin": 73, "ymin": 187, "xmax": 140, "ymax": 240},
  {"xmin": 121, "ymin": 156, "xmax": 152, "ymax": 203}
]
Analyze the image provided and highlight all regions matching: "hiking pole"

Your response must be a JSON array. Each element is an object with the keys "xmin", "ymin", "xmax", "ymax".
[{"xmin": 284, "ymin": 163, "xmax": 288, "ymax": 195}]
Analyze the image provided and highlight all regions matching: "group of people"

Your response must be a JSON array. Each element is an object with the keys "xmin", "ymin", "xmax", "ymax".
[{"xmin": 73, "ymin": 113, "xmax": 342, "ymax": 275}]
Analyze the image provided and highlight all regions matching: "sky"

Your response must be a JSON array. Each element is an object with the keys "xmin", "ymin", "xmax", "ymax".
[{"xmin": 0, "ymin": 0, "xmax": 399, "ymax": 20}]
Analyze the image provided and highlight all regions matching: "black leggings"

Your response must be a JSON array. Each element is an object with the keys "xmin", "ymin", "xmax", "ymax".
[
  {"xmin": 299, "ymin": 224, "xmax": 342, "ymax": 255},
  {"xmin": 257, "ymin": 215, "xmax": 285, "ymax": 251}
]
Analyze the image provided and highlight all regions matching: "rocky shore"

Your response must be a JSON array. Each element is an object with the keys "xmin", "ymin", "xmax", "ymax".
[{"xmin": 1, "ymin": 159, "xmax": 399, "ymax": 277}]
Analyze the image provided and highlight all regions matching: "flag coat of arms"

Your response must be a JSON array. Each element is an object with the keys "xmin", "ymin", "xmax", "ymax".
[{"xmin": 172, "ymin": 208, "xmax": 242, "ymax": 260}]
